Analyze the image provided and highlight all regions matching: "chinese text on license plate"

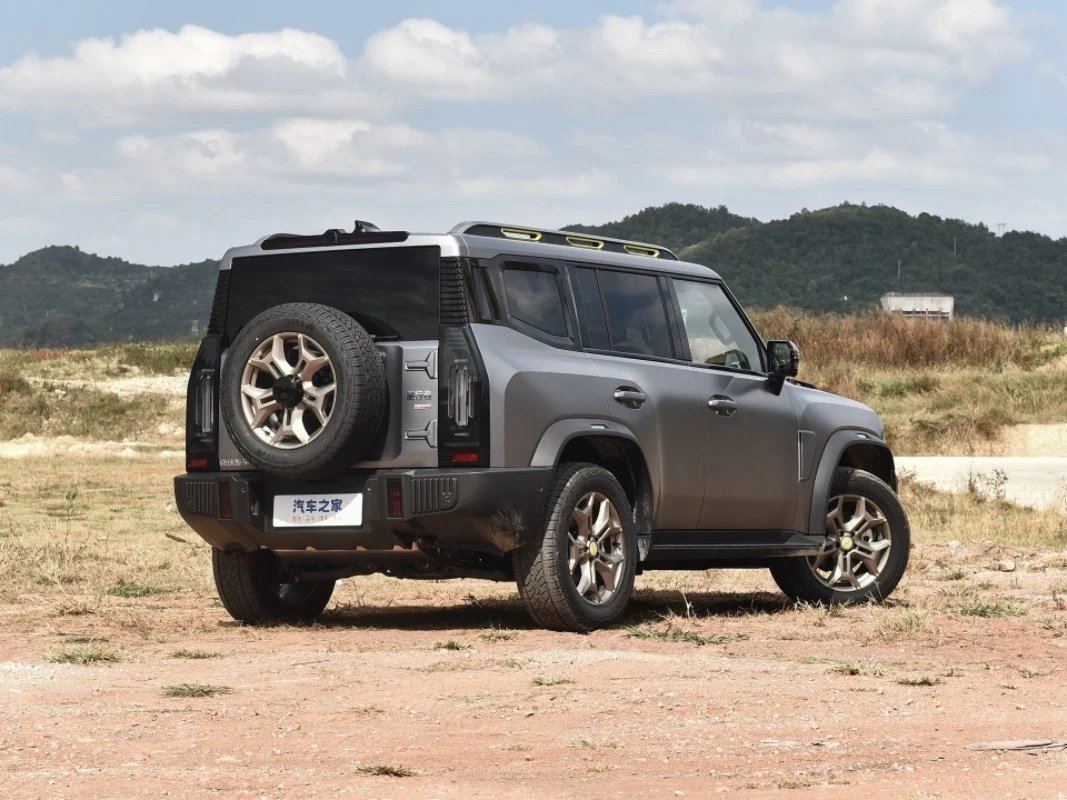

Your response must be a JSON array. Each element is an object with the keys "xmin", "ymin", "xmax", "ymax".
[{"xmin": 272, "ymin": 493, "xmax": 363, "ymax": 528}]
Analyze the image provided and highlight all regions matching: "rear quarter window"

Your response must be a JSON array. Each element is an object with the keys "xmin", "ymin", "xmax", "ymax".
[{"xmin": 502, "ymin": 264, "xmax": 569, "ymax": 339}]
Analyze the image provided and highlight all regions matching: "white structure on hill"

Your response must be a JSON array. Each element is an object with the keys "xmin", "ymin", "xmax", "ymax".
[{"xmin": 880, "ymin": 292, "xmax": 954, "ymax": 321}]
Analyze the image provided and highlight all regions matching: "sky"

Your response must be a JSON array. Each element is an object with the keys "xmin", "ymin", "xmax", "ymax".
[{"xmin": 1, "ymin": 0, "xmax": 1066, "ymax": 265}]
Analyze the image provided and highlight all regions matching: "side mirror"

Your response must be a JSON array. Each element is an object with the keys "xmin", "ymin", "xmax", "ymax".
[{"xmin": 767, "ymin": 340, "xmax": 800, "ymax": 379}]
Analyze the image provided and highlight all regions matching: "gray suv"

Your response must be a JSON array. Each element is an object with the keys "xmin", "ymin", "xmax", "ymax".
[{"xmin": 174, "ymin": 221, "xmax": 909, "ymax": 631}]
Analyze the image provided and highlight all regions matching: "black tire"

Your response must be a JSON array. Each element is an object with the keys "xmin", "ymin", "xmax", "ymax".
[
  {"xmin": 212, "ymin": 549, "xmax": 335, "ymax": 624},
  {"xmin": 220, "ymin": 302, "xmax": 385, "ymax": 480},
  {"xmin": 770, "ymin": 467, "xmax": 910, "ymax": 605},
  {"xmin": 513, "ymin": 463, "xmax": 637, "ymax": 632}
]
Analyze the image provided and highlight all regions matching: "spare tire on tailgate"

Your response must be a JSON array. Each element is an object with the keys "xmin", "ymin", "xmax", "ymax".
[{"xmin": 220, "ymin": 302, "xmax": 386, "ymax": 479}]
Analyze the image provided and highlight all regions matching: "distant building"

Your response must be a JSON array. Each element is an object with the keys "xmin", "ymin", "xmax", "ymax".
[{"xmin": 880, "ymin": 292, "xmax": 954, "ymax": 321}]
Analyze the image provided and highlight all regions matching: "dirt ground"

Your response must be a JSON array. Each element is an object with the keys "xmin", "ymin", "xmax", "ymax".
[
  {"xmin": 0, "ymin": 445, "xmax": 1064, "ymax": 799},
  {"xmin": 1, "ymin": 551, "xmax": 1066, "ymax": 799}
]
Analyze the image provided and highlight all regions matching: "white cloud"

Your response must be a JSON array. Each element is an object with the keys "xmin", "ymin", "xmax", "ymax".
[
  {"xmin": 0, "ymin": 4, "xmax": 1060, "ymax": 266},
  {"xmin": 359, "ymin": 2, "xmax": 1026, "ymax": 118},
  {"xmin": 0, "ymin": 164, "xmax": 28, "ymax": 191},
  {"xmin": 0, "ymin": 25, "xmax": 363, "ymax": 123}
]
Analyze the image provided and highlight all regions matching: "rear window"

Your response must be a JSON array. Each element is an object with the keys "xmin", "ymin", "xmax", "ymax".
[
  {"xmin": 596, "ymin": 269, "xmax": 674, "ymax": 358},
  {"xmin": 226, "ymin": 246, "xmax": 440, "ymax": 341}
]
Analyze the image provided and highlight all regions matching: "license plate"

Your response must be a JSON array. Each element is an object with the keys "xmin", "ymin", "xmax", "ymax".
[{"xmin": 272, "ymin": 493, "xmax": 363, "ymax": 528}]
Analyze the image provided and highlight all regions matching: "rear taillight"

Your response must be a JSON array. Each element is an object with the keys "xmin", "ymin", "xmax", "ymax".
[
  {"xmin": 185, "ymin": 335, "xmax": 221, "ymax": 472},
  {"xmin": 439, "ymin": 326, "xmax": 489, "ymax": 467},
  {"xmin": 193, "ymin": 370, "xmax": 216, "ymax": 437}
]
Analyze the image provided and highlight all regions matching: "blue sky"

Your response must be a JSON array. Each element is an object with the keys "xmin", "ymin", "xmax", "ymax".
[{"xmin": 1, "ymin": 0, "xmax": 1066, "ymax": 264}]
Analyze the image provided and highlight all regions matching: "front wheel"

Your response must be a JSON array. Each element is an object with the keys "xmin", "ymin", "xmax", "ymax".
[
  {"xmin": 212, "ymin": 549, "xmax": 335, "ymax": 624},
  {"xmin": 514, "ymin": 463, "xmax": 637, "ymax": 632},
  {"xmin": 770, "ymin": 467, "xmax": 910, "ymax": 605}
]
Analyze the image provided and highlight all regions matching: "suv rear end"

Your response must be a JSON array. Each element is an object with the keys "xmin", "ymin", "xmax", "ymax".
[{"xmin": 174, "ymin": 225, "xmax": 551, "ymax": 623}]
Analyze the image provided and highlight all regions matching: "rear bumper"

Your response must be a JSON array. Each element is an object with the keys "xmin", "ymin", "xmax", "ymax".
[{"xmin": 173, "ymin": 467, "xmax": 553, "ymax": 556}]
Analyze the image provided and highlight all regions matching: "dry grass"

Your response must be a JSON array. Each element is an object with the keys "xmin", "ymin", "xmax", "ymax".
[
  {"xmin": 750, "ymin": 308, "xmax": 1064, "ymax": 371},
  {"xmin": 750, "ymin": 309, "xmax": 1067, "ymax": 454},
  {"xmin": 900, "ymin": 474, "xmax": 1067, "ymax": 548},
  {"xmin": 0, "ymin": 456, "xmax": 208, "ymax": 617}
]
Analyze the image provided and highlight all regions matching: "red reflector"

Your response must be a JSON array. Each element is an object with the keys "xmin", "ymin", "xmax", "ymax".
[
  {"xmin": 218, "ymin": 482, "xmax": 232, "ymax": 520},
  {"xmin": 387, "ymin": 479, "xmax": 403, "ymax": 519},
  {"xmin": 452, "ymin": 452, "xmax": 480, "ymax": 464},
  {"xmin": 188, "ymin": 458, "xmax": 209, "ymax": 469}
]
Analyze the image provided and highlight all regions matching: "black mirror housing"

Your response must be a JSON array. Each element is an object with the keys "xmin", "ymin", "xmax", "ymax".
[{"xmin": 767, "ymin": 340, "xmax": 800, "ymax": 378}]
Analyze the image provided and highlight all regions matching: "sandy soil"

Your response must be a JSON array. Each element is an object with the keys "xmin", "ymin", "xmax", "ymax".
[{"xmin": 1, "ymin": 553, "xmax": 1065, "ymax": 800}]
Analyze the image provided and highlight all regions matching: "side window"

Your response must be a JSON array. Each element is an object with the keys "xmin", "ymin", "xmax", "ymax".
[
  {"xmin": 502, "ymin": 263, "xmax": 568, "ymax": 339},
  {"xmin": 571, "ymin": 267, "xmax": 610, "ymax": 350},
  {"xmin": 673, "ymin": 279, "xmax": 763, "ymax": 372},
  {"xmin": 597, "ymin": 270, "xmax": 674, "ymax": 359}
]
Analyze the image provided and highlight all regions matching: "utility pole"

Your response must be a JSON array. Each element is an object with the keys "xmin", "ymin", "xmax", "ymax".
[
  {"xmin": 953, "ymin": 237, "xmax": 957, "ymax": 257},
  {"xmin": 897, "ymin": 259, "xmax": 901, "ymax": 285}
]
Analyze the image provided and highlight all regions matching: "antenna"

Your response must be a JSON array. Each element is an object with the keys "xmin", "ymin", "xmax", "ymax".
[{"xmin": 996, "ymin": 222, "xmax": 1006, "ymax": 237}]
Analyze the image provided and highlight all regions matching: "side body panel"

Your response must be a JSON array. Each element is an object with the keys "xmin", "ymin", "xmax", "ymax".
[
  {"xmin": 470, "ymin": 324, "xmax": 608, "ymax": 469},
  {"xmin": 583, "ymin": 353, "xmax": 706, "ymax": 530},
  {"xmin": 691, "ymin": 370, "xmax": 801, "ymax": 530},
  {"xmin": 786, "ymin": 384, "xmax": 892, "ymax": 535}
]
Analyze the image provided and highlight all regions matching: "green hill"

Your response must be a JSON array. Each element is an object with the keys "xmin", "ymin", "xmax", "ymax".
[
  {"xmin": 0, "ymin": 246, "xmax": 218, "ymax": 346},
  {"xmin": 680, "ymin": 204, "xmax": 1067, "ymax": 322},
  {"xmin": 564, "ymin": 202, "xmax": 759, "ymax": 252},
  {"xmin": 3, "ymin": 202, "xmax": 1065, "ymax": 347}
]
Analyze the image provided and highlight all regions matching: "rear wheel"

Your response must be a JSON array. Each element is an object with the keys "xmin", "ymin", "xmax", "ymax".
[
  {"xmin": 770, "ymin": 467, "xmax": 910, "ymax": 605},
  {"xmin": 514, "ymin": 463, "xmax": 637, "ymax": 632},
  {"xmin": 212, "ymin": 549, "xmax": 335, "ymax": 624}
]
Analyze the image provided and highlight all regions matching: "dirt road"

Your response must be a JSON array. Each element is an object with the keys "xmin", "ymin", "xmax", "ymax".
[{"xmin": 2, "ymin": 555, "xmax": 1065, "ymax": 800}]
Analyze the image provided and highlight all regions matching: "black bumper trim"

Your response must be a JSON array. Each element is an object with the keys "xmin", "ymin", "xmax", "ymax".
[{"xmin": 174, "ymin": 467, "xmax": 552, "ymax": 556}]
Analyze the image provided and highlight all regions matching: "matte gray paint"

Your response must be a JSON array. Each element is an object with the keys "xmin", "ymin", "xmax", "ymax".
[{"xmin": 208, "ymin": 224, "xmax": 898, "ymax": 550}]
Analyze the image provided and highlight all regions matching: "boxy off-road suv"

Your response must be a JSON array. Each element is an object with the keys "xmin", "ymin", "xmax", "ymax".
[{"xmin": 174, "ymin": 220, "xmax": 910, "ymax": 632}]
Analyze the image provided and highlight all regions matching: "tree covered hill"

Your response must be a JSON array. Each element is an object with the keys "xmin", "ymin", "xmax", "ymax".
[
  {"xmin": 2, "ymin": 202, "xmax": 1065, "ymax": 347},
  {"xmin": 0, "ymin": 246, "xmax": 218, "ymax": 346},
  {"xmin": 565, "ymin": 202, "xmax": 759, "ymax": 252},
  {"xmin": 679, "ymin": 204, "xmax": 1067, "ymax": 323}
]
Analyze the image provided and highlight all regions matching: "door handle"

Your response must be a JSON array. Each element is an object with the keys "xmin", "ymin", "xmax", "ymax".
[
  {"xmin": 613, "ymin": 387, "xmax": 647, "ymax": 409},
  {"xmin": 708, "ymin": 395, "xmax": 739, "ymax": 416}
]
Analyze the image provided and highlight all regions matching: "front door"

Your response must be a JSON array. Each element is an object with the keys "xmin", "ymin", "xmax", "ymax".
[{"xmin": 671, "ymin": 278, "xmax": 801, "ymax": 531}]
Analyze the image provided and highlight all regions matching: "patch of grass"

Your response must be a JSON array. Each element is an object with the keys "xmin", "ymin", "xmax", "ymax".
[
  {"xmin": 355, "ymin": 764, "xmax": 415, "ymax": 778},
  {"xmin": 897, "ymin": 675, "xmax": 942, "ymax": 687},
  {"xmin": 626, "ymin": 626, "xmax": 749, "ymax": 646},
  {"xmin": 479, "ymin": 625, "xmax": 518, "ymax": 642},
  {"xmin": 46, "ymin": 646, "xmax": 120, "ymax": 665},
  {"xmin": 104, "ymin": 340, "xmax": 199, "ymax": 375},
  {"xmin": 1017, "ymin": 666, "xmax": 1057, "ymax": 679},
  {"xmin": 875, "ymin": 611, "xmax": 930, "ymax": 640},
  {"xmin": 107, "ymin": 579, "xmax": 169, "ymax": 598},
  {"xmin": 573, "ymin": 738, "xmax": 620, "ymax": 750},
  {"xmin": 163, "ymin": 683, "xmax": 233, "ymax": 698},
  {"xmin": 532, "ymin": 676, "xmax": 574, "ymax": 687},
  {"xmin": 433, "ymin": 639, "xmax": 472, "ymax": 651},
  {"xmin": 830, "ymin": 659, "xmax": 883, "ymax": 677},
  {"xmin": 63, "ymin": 635, "xmax": 110, "ymax": 644},
  {"xmin": 901, "ymin": 476, "xmax": 1067, "ymax": 549},
  {"xmin": 954, "ymin": 597, "xmax": 1027, "ymax": 618},
  {"xmin": 171, "ymin": 649, "xmax": 223, "ymax": 660},
  {"xmin": 937, "ymin": 567, "xmax": 969, "ymax": 581},
  {"xmin": 857, "ymin": 374, "xmax": 939, "ymax": 398}
]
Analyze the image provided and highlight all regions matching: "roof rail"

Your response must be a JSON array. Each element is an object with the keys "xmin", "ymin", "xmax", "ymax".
[{"xmin": 451, "ymin": 222, "xmax": 678, "ymax": 261}]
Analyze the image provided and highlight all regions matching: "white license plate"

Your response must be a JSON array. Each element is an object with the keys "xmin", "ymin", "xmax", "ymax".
[{"xmin": 272, "ymin": 493, "xmax": 363, "ymax": 528}]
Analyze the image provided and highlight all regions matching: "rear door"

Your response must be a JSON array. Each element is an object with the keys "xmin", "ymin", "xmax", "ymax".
[
  {"xmin": 570, "ymin": 265, "xmax": 705, "ymax": 530},
  {"xmin": 670, "ymin": 278, "xmax": 800, "ymax": 531}
]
